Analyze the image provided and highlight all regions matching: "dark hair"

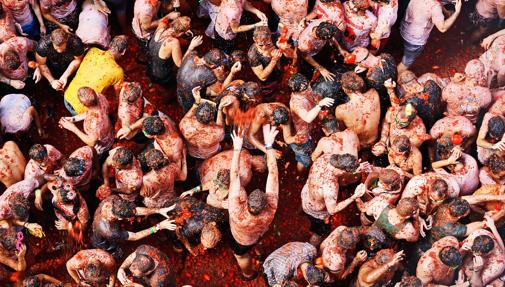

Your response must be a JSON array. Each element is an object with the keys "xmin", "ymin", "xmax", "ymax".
[
  {"xmin": 393, "ymin": 136, "xmax": 411, "ymax": 153},
  {"xmin": 396, "ymin": 198, "xmax": 418, "ymax": 217},
  {"xmin": 288, "ymin": 73, "xmax": 309, "ymax": 93},
  {"xmin": 59, "ymin": 187, "xmax": 77, "ymax": 204},
  {"xmin": 23, "ymin": 276, "xmax": 42, "ymax": 287},
  {"xmin": 204, "ymin": 49, "xmax": 226, "ymax": 68},
  {"xmin": 142, "ymin": 116, "xmax": 165, "ymax": 135},
  {"xmin": 363, "ymin": 226, "xmax": 388, "ymax": 251},
  {"xmin": 247, "ymin": 189, "xmax": 267, "ymax": 215},
  {"xmin": 435, "ymin": 137, "xmax": 455, "ymax": 160},
  {"xmin": 112, "ymin": 199, "xmax": 136, "ymax": 218},
  {"xmin": 379, "ymin": 169, "xmax": 401, "ymax": 190},
  {"xmin": 64, "ymin": 157, "xmax": 86, "ymax": 177},
  {"xmin": 123, "ymin": 82, "xmax": 142, "ymax": 103},
  {"xmin": 51, "ymin": 28, "xmax": 69, "ymax": 46},
  {"xmin": 112, "ymin": 147, "xmax": 134, "ymax": 167},
  {"xmin": 216, "ymin": 169, "xmax": 230, "ymax": 187},
  {"xmin": 488, "ymin": 154, "xmax": 505, "ymax": 174},
  {"xmin": 131, "ymin": 254, "xmax": 155, "ymax": 274},
  {"xmin": 439, "ymin": 246, "xmax": 462, "ymax": 268},
  {"xmin": 329, "ymin": 153, "xmax": 359, "ymax": 172},
  {"xmin": 488, "ymin": 116, "xmax": 505, "ymax": 139},
  {"xmin": 109, "ymin": 35, "xmax": 129, "ymax": 54},
  {"xmin": 472, "ymin": 235, "xmax": 495, "ymax": 254},
  {"xmin": 145, "ymin": 149, "xmax": 166, "ymax": 170},
  {"xmin": 321, "ymin": 116, "xmax": 339, "ymax": 135},
  {"xmin": 341, "ymin": 71, "xmax": 365, "ymax": 93},
  {"xmin": 398, "ymin": 276, "xmax": 422, "ymax": 287},
  {"xmin": 430, "ymin": 179, "xmax": 448, "ymax": 200},
  {"xmin": 315, "ymin": 22, "xmax": 337, "ymax": 40},
  {"xmin": 196, "ymin": 102, "xmax": 217, "ymax": 124},
  {"xmin": 375, "ymin": 249, "xmax": 394, "ymax": 265},
  {"xmin": 10, "ymin": 194, "xmax": 30, "ymax": 221},
  {"xmin": 281, "ymin": 281, "xmax": 298, "ymax": 287},
  {"xmin": 337, "ymin": 227, "xmax": 359, "ymax": 249},
  {"xmin": 29, "ymin": 144, "xmax": 48, "ymax": 162},
  {"xmin": 84, "ymin": 262, "xmax": 104, "ymax": 283},
  {"xmin": 241, "ymin": 82, "xmax": 260, "ymax": 100},
  {"xmin": 77, "ymin": 87, "xmax": 98, "ymax": 107},
  {"xmin": 4, "ymin": 49, "xmax": 21, "ymax": 70},
  {"xmin": 253, "ymin": 25, "xmax": 272, "ymax": 41},
  {"xmin": 305, "ymin": 264, "xmax": 325, "ymax": 285},
  {"xmin": 351, "ymin": 0, "xmax": 370, "ymax": 10},
  {"xmin": 0, "ymin": 228, "xmax": 17, "ymax": 251},
  {"xmin": 273, "ymin": 106, "xmax": 290, "ymax": 125},
  {"xmin": 448, "ymin": 199, "xmax": 470, "ymax": 218}
]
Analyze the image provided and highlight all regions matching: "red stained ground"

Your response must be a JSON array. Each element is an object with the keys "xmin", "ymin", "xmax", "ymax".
[{"xmin": 0, "ymin": 0, "xmax": 497, "ymax": 286}]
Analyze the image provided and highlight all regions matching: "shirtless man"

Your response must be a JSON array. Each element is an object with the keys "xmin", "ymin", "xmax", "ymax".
[
  {"xmin": 356, "ymin": 249, "xmax": 404, "ymax": 287},
  {"xmin": 480, "ymin": 154, "xmax": 505, "ymax": 185},
  {"xmin": 98, "ymin": 147, "xmax": 143, "ymax": 201},
  {"xmin": 181, "ymin": 149, "xmax": 266, "ymax": 209},
  {"xmin": 479, "ymin": 29, "xmax": 505, "ymax": 87},
  {"xmin": 369, "ymin": 0, "xmax": 398, "ymax": 51},
  {"xmin": 373, "ymin": 104, "xmax": 430, "ymax": 156},
  {"xmin": 460, "ymin": 216, "xmax": 505, "ymax": 287},
  {"xmin": 373, "ymin": 198, "xmax": 420, "ymax": 243},
  {"xmin": 179, "ymin": 86, "xmax": 225, "ymax": 159},
  {"xmin": 311, "ymin": 118, "xmax": 360, "ymax": 161},
  {"xmin": 24, "ymin": 144, "xmax": 62, "ymax": 187},
  {"xmin": 141, "ymin": 115, "xmax": 185, "ymax": 168},
  {"xmin": 387, "ymin": 135, "xmax": 422, "ymax": 176},
  {"xmin": 416, "ymin": 236, "xmax": 468, "ymax": 287},
  {"xmin": 117, "ymin": 245, "xmax": 175, "ymax": 287},
  {"xmin": 341, "ymin": 0, "xmax": 377, "ymax": 51},
  {"xmin": 430, "ymin": 116, "xmax": 477, "ymax": 153},
  {"xmin": 140, "ymin": 149, "xmax": 186, "ymax": 209},
  {"xmin": 0, "ymin": 141, "xmax": 26, "ymax": 188},
  {"xmin": 476, "ymin": 112, "xmax": 505, "ymax": 164},
  {"xmin": 115, "ymin": 82, "xmax": 147, "ymax": 141},
  {"xmin": 268, "ymin": 0, "xmax": 308, "ymax": 40},
  {"xmin": 288, "ymin": 73, "xmax": 335, "ymax": 170},
  {"xmin": 228, "ymin": 125, "xmax": 279, "ymax": 280},
  {"xmin": 56, "ymin": 146, "xmax": 94, "ymax": 190},
  {"xmin": 0, "ymin": 36, "xmax": 37, "ymax": 90},
  {"xmin": 442, "ymin": 60, "xmax": 492, "ymax": 124},
  {"xmin": 335, "ymin": 71, "xmax": 381, "ymax": 149},
  {"xmin": 66, "ymin": 249, "xmax": 116, "ymax": 287},
  {"xmin": 58, "ymin": 87, "xmax": 113, "ymax": 155},
  {"xmin": 319, "ymin": 226, "xmax": 368, "ymax": 280}
]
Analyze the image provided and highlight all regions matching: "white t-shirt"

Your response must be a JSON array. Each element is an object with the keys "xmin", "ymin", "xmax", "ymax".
[
  {"xmin": 0, "ymin": 94, "xmax": 32, "ymax": 134},
  {"xmin": 400, "ymin": 0, "xmax": 445, "ymax": 45}
]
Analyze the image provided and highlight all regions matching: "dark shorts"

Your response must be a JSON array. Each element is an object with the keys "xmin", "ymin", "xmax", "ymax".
[
  {"xmin": 469, "ymin": 10, "xmax": 497, "ymax": 27},
  {"xmin": 106, "ymin": 0, "xmax": 128, "ymax": 14},
  {"xmin": 213, "ymin": 30, "xmax": 235, "ymax": 54},
  {"xmin": 289, "ymin": 138, "xmax": 314, "ymax": 168},
  {"xmin": 308, "ymin": 215, "xmax": 331, "ymax": 237},
  {"xmin": 230, "ymin": 236, "xmax": 255, "ymax": 256},
  {"xmin": 401, "ymin": 40, "xmax": 426, "ymax": 67}
]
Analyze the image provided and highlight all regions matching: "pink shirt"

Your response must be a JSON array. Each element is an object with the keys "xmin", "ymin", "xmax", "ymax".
[
  {"xmin": 0, "ymin": 178, "xmax": 38, "ymax": 219},
  {"xmin": 0, "ymin": 36, "xmax": 33, "ymax": 80},
  {"xmin": 271, "ymin": 0, "xmax": 308, "ymax": 40},
  {"xmin": 371, "ymin": 0, "xmax": 398, "ymax": 39},
  {"xmin": 84, "ymin": 93, "xmax": 113, "ymax": 155},
  {"xmin": 2, "ymin": 0, "xmax": 34, "ymax": 26},
  {"xmin": 0, "ymin": 11, "xmax": 16, "ymax": 43},
  {"xmin": 40, "ymin": 0, "xmax": 77, "ymax": 19},
  {"xmin": 132, "ymin": 0, "xmax": 160, "ymax": 40},
  {"xmin": 76, "ymin": 0, "xmax": 110, "ymax": 48},
  {"xmin": 313, "ymin": 0, "xmax": 345, "ymax": 26},
  {"xmin": 342, "ymin": 1, "xmax": 377, "ymax": 51},
  {"xmin": 215, "ymin": 0, "xmax": 245, "ymax": 40},
  {"xmin": 434, "ymin": 153, "xmax": 480, "ymax": 196},
  {"xmin": 24, "ymin": 144, "xmax": 62, "ymax": 186},
  {"xmin": 400, "ymin": 0, "xmax": 444, "ymax": 45},
  {"xmin": 298, "ymin": 19, "xmax": 327, "ymax": 56},
  {"xmin": 476, "ymin": 0, "xmax": 505, "ymax": 19}
]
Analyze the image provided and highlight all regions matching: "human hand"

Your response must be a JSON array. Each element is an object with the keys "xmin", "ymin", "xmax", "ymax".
[
  {"xmin": 354, "ymin": 65, "xmax": 367, "ymax": 74},
  {"xmin": 117, "ymin": 268, "xmax": 129, "ymax": 285},
  {"xmin": 158, "ymin": 204, "xmax": 176, "ymax": 218},
  {"xmin": 472, "ymin": 255, "xmax": 484, "ymax": 272},
  {"xmin": 50, "ymin": 80, "xmax": 63, "ymax": 91},
  {"xmin": 59, "ymin": 24, "xmax": 73, "ymax": 34},
  {"xmin": 454, "ymin": 0, "xmax": 462, "ymax": 12},
  {"xmin": 15, "ymin": 23, "xmax": 28, "ymax": 36},
  {"xmin": 389, "ymin": 250, "xmax": 405, "ymax": 266},
  {"xmin": 384, "ymin": 78, "xmax": 396, "ymax": 89},
  {"xmin": 461, "ymin": 241, "xmax": 472, "ymax": 252},
  {"xmin": 58, "ymin": 118, "xmax": 76, "ymax": 131},
  {"xmin": 116, "ymin": 126, "xmax": 134, "ymax": 140},
  {"xmin": 26, "ymin": 223, "xmax": 44, "ymax": 238},
  {"xmin": 263, "ymin": 124, "xmax": 279, "ymax": 146},
  {"xmin": 58, "ymin": 76, "xmax": 68, "ymax": 89},
  {"xmin": 180, "ymin": 189, "xmax": 195, "ymax": 198},
  {"xmin": 40, "ymin": 24, "xmax": 46, "ymax": 36},
  {"xmin": 189, "ymin": 35, "xmax": 203, "ymax": 50},
  {"xmin": 218, "ymin": 97, "xmax": 234, "ymax": 110},
  {"xmin": 354, "ymin": 250, "xmax": 367, "ymax": 263},
  {"xmin": 318, "ymin": 97, "xmax": 335, "ymax": 108},
  {"xmin": 231, "ymin": 128, "xmax": 244, "ymax": 151},
  {"xmin": 319, "ymin": 67, "xmax": 335, "ymax": 81},
  {"xmin": 255, "ymin": 19, "xmax": 268, "ymax": 28},
  {"xmin": 271, "ymin": 49, "xmax": 282, "ymax": 60},
  {"xmin": 33, "ymin": 67, "xmax": 42, "ymax": 83},
  {"xmin": 481, "ymin": 34, "xmax": 496, "ymax": 50},
  {"xmin": 191, "ymin": 86, "xmax": 202, "ymax": 103},
  {"xmin": 167, "ymin": 11, "xmax": 181, "ymax": 20},
  {"xmin": 448, "ymin": 147, "xmax": 462, "ymax": 164},
  {"xmin": 484, "ymin": 214, "xmax": 495, "ymax": 228},
  {"xmin": 357, "ymin": 161, "xmax": 372, "ymax": 173},
  {"xmin": 231, "ymin": 61, "xmax": 242, "ymax": 74},
  {"xmin": 55, "ymin": 219, "xmax": 70, "ymax": 231},
  {"xmin": 353, "ymin": 184, "xmax": 367, "ymax": 199},
  {"xmin": 94, "ymin": 0, "xmax": 111, "ymax": 14},
  {"xmin": 159, "ymin": 219, "xmax": 177, "ymax": 231},
  {"xmin": 10, "ymin": 79, "xmax": 25, "ymax": 90},
  {"xmin": 257, "ymin": 12, "xmax": 268, "ymax": 23},
  {"xmin": 492, "ymin": 140, "xmax": 505, "ymax": 152},
  {"xmin": 372, "ymin": 141, "xmax": 387, "ymax": 156},
  {"xmin": 298, "ymin": 18, "xmax": 307, "ymax": 30},
  {"xmin": 16, "ymin": 244, "xmax": 26, "ymax": 257}
]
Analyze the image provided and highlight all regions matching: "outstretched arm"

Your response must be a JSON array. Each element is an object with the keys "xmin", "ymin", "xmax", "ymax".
[
  {"xmin": 263, "ymin": 125, "xmax": 279, "ymax": 209},
  {"xmin": 229, "ymin": 130, "xmax": 246, "ymax": 207}
]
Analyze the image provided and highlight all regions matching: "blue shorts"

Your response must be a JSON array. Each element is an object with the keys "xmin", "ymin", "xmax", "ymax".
[
  {"xmin": 64, "ymin": 99, "xmax": 78, "ymax": 116},
  {"xmin": 21, "ymin": 19, "xmax": 40, "ymax": 39},
  {"xmin": 289, "ymin": 138, "xmax": 314, "ymax": 168}
]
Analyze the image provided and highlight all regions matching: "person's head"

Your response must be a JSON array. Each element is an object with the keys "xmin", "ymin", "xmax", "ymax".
[
  {"xmin": 240, "ymin": 81, "xmax": 260, "ymax": 102},
  {"xmin": 362, "ymin": 226, "xmax": 388, "ymax": 251},
  {"xmin": 170, "ymin": 16, "xmax": 191, "ymax": 35},
  {"xmin": 231, "ymin": 50, "xmax": 247, "ymax": 64},
  {"xmin": 472, "ymin": 235, "xmax": 495, "ymax": 255},
  {"xmin": 142, "ymin": 116, "xmax": 165, "ymax": 137},
  {"xmin": 63, "ymin": 157, "xmax": 86, "ymax": 177},
  {"xmin": 281, "ymin": 281, "xmax": 298, "ymax": 287},
  {"xmin": 253, "ymin": 26, "xmax": 273, "ymax": 51},
  {"xmin": 391, "ymin": 136, "xmax": 411, "ymax": 155},
  {"xmin": 398, "ymin": 70, "xmax": 417, "ymax": 86},
  {"xmin": 429, "ymin": 179, "xmax": 448, "ymax": 203},
  {"xmin": 203, "ymin": 49, "xmax": 227, "ymax": 69},
  {"xmin": 272, "ymin": 106, "xmax": 290, "ymax": 126},
  {"xmin": 488, "ymin": 116, "xmax": 505, "ymax": 141},
  {"xmin": 213, "ymin": 169, "xmax": 230, "ymax": 190},
  {"xmin": 349, "ymin": 0, "xmax": 370, "ymax": 12},
  {"xmin": 395, "ymin": 104, "xmax": 417, "ymax": 129},
  {"xmin": 200, "ymin": 221, "xmax": 222, "ymax": 249},
  {"xmin": 111, "ymin": 198, "xmax": 136, "ymax": 219},
  {"xmin": 321, "ymin": 116, "xmax": 339, "ymax": 136},
  {"xmin": 51, "ymin": 28, "xmax": 69, "ymax": 53},
  {"xmin": 464, "ymin": 59, "xmax": 485, "ymax": 85},
  {"xmin": 83, "ymin": 260, "xmax": 107, "ymax": 285},
  {"xmin": 374, "ymin": 249, "xmax": 395, "ymax": 265},
  {"xmin": 2, "ymin": 49, "xmax": 21, "ymax": 70},
  {"xmin": 488, "ymin": 154, "xmax": 505, "ymax": 177},
  {"xmin": 0, "ymin": 227, "xmax": 16, "ymax": 251},
  {"xmin": 288, "ymin": 73, "xmax": 309, "ymax": 93},
  {"xmin": 448, "ymin": 199, "xmax": 470, "ymax": 218},
  {"xmin": 439, "ymin": 246, "xmax": 463, "ymax": 268},
  {"xmin": 112, "ymin": 147, "xmax": 134, "ymax": 169},
  {"xmin": 314, "ymin": 22, "xmax": 337, "ymax": 40},
  {"xmin": 23, "ymin": 276, "xmax": 44, "ymax": 287},
  {"xmin": 196, "ymin": 102, "xmax": 217, "ymax": 124},
  {"xmin": 122, "ymin": 82, "xmax": 142, "ymax": 104},
  {"xmin": 329, "ymin": 153, "xmax": 359, "ymax": 173},
  {"xmin": 304, "ymin": 263, "xmax": 325, "ymax": 285},
  {"xmin": 398, "ymin": 276, "xmax": 422, "ymax": 287},
  {"xmin": 145, "ymin": 149, "xmax": 166, "ymax": 171},
  {"xmin": 77, "ymin": 87, "xmax": 98, "ymax": 107},
  {"xmin": 109, "ymin": 35, "xmax": 129, "ymax": 56},
  {"xmin": 341, "ymin": 71, "xmax": 365, "ymax": 94},
  {"xmin": 58, "ymin": 184, "xmax": 78, "ymax": 204},
  {"xmin": 247, "ymin": 189, "xmax": 267, "ymax": 215},
  {"xmin": 337, "ymin": 227, "xmax": 360, "ymax": 249},
  {"xmin": 130, "ymin": 253, "xmax": 156, "ymax": 277},
  {"xmin": 28, "ymin": 144, "xmax": 48, "ymax": 164},
  {"xmin": 396, "ymin": 198, "xmax": 418, "ymax": 219},
  {"xmin": 435, "ymin": 136, "xmax": 455, "ymax": 160},
  {"xmin": 379, "ymin": 169, "xmax": 401, "ymax": 191}
]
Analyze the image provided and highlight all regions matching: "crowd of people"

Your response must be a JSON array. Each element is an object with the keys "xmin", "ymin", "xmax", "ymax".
[{"xmin": 0, "ymin": 0, "xmax": 504, "ymax": 286}]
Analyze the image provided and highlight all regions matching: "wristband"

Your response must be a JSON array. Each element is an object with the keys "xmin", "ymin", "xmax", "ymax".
[
  {"xmin": 265, "ymin": 143, "xmax": 273, "ymax": 150},
  {"xmin": 193, "ymin": 186, "xmax": 199, "ymax": 193}
]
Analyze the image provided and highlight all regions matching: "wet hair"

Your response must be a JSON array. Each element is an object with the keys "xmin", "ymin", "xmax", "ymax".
[
  {"xmin": 109, "ymin": 35, "xmax": 129, "ymax": 54},
  {"xmin": 362, "ymin": 226, "xmax": 388, "ymax": 251},
  {"xmin": 464, "ymin": 59, "xmax": 485, "ymax": 81},
  {"xmin": 145, "ymin": 149, "xmax": 166, "ymax": 170},
  {"xmin": 241, "ymin": 82, "xmax": 260, "ymax": 100},
  {"xmin": 216, "ymin": 169, "xmax": 231, "ymax": 187},
  {"xmin": 247, "ymin": 189, "xmax": 267, "ymax": 215},
  {"xmin": 84, "ymin": 262, "xmax": 104, "ymax": 283},
  {"xmin": 379, "ymin": 169, "xmax": 401, "ymax": 190},
  {"xmin": 396, "ymin": 198, "xmax": 418, "ymax": 217},
  {"xmin": 329, "ymin": 153, "xmax": 359, "ymax": 172},
  {"xmin": 430, "ymin": 179, "xmax": 448, "ymax": 201},
  {"xmin": 398, "ymin": 276, "xmax": 422, "ymax": 287},
  {"xmin": 204, "ymin": 49, "xmax": 226, "ymax": 68},
  {"xmin": 351, "ymin": 0, "xmax": 370, "ymax": 10},
  {"xmin": 253, "ymin": 25, "xmax": 272, "ymax": 41},
  {"xmin": 50, "ymin": 28, "xmax": 69, "ymax": 46},
  {"xmin": 273, "ymin": 106, "xmax": 290, "ymax": 125},
  {"xmin": 200, "ymin": 222, "xmax": 222, "ymax": 249},
  {"xmin": 341, "ymin": 71, "xmax": 365, "ymax": 93},
  {"xmin": 315, "ymin": 22, "xmax": 337, "ymax": 40},
  {"xmin": 281, "ymin": 281, "xmax": 298, "ymax": 287},
  {"xmin": 3, "ymin": 49, "xmax": 21, "ymax": 70},
  {"xmin": 448, "ymin": 199, "xmax": 470, "ymax": 218},
  {"xmin": 337, "ymin": 227, "xmax": 359, "ymax": 249},
  {"xmin": 488, "ymin": 154, "xmax": 505, "ymax": 174},
  {"xmin": 28, "ymin": 144, "xmax": 48, "ymax": 162},
  {"xmin": 123, "ymin": 82, "xmax": 142, "ymax": 103},
  {"xmin": 392, "ymin": 136, "xmax": 411, "ymax": 153},
  {"xmin": 375, "ymin": 249, "xmax": 394, "ymax": 265},
  {"xmin": 112, "ymin": 147, "xmax": 134, "ymax": 167},
  {"xmin": 63, "ymin": 157, "xmax": 86, "ymax": 177},
  {"xmin": 59, "ymin": 187, "xmax": 77, "ymax": 204},
  {"xmin": 112, "ymin": 198, "xmax": 136, "ymax": 218},
  {"xmin": 171, "ymin": 16, "xmax": 191, "ymax": 33},
  {"xmin": 10, "ymin": 194, "xmax": 30, "ymax": 221},
  {"xmin": 472, "ymin": 235, "xmax": 495, "ymax": 254},
  {"xmin": 131, "ymin": 254, "xmax": 155, "ymax": 274},
  {"xmin": 321, "ymin": 116, "xmax": 339, "ymax": 135},
  {"xmin": 439, "ymin": 246, "xmax": 462, "ymax": 268},
  {"xmin": 312, "ymin": 79, "xmax": 342, "ymax": 105},
  {"xmin": 77, "ymin": 87, "xmax": 98, "ymax": 107},
  {"xmin": 231, "ymin": 50, "xmax": 247, "ymax": 64},
  {"xmin": 398, "ymin": 70, "xmax": 417, "ymax": 85},
  {"xmin": 196, "ymin": 102, "xmax": 217, "ymax": 124},
  {"xmin": 0, "ymin": 228, "xmax": 17, "ymax": 251},
  {"xmin": 23, "ymin": 276, "xmax": 42, "ymax": 287},
  {"xmin": 488, "ymin": 116, "xmax": 505, "ymax": 139},
  {"xmin": 305, "ymin": 264, "xmax": 325, "ymax": 285},
  {"xmin": 435, "ymin": 137, "xmax": 455, "ymax": 160},
  {"xmin": 142, "ymin": 116, "xmax": 165, "ymax": 135},
  {"xmin": 288, "ymin": 73, "xmax": 309, "ymax": 92}
]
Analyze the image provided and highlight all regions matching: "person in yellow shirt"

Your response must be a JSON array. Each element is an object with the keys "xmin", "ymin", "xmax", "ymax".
[{"xmin": 63, "ymin": 35, "xmax": 128, "ymax": 115}]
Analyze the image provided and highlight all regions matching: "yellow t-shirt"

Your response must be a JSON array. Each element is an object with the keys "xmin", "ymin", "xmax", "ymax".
[{"xmin": 64, "ymin": 47, "xmax": 124, "ymax": 114}]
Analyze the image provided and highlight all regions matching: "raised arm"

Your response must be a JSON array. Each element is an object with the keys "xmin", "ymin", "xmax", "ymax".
[
  {"xmin": 433, "ymin": 0, "xmax": 461, "ymax": 33},
  {"xmin": 229, "ymin": 130, "xmax": 247, "ymax": 206},
  {"xmin": 263, "ymin": 125, "xmax": 279, "ymax": 209}
]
